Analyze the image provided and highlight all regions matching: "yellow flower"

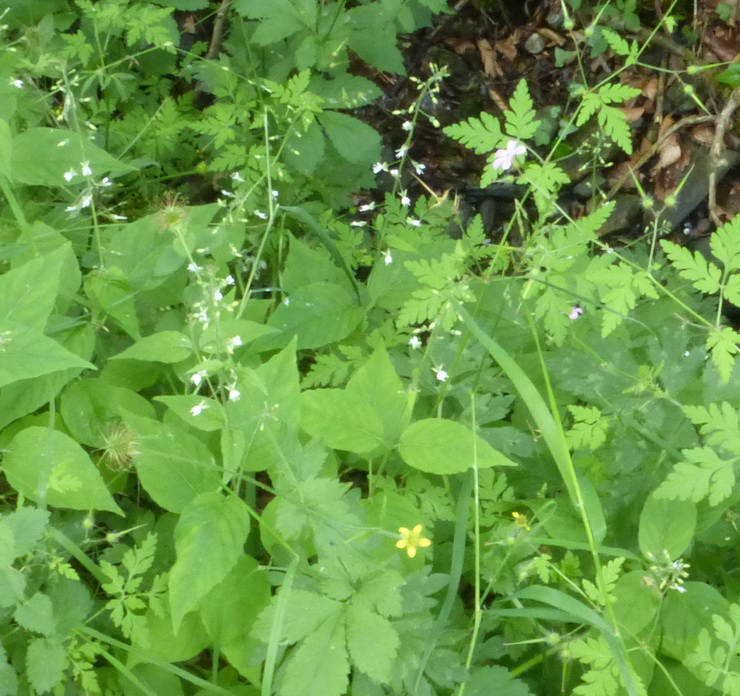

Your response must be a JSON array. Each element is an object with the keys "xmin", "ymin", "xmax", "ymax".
[
  {"xmin": 396, "ymin": 524, "xmax": 432, "ymax": 558},
  {"xmin": 512, "ymin": 511, "xmax": 531, "ymax": 531}
]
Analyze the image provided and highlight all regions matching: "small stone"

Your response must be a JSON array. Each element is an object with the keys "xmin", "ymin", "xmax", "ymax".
[{"xmin": 525, "ymin": 33, "xmax": 546, "ymax": 54}]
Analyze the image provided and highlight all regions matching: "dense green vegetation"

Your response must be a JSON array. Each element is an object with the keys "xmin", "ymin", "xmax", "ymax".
[{"xmin": 0, "ymin": 1, "xmax": 738, "ymax": 694}]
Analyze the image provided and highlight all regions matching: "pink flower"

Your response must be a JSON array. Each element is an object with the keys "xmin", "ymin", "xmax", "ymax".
[
  {"xmin": 493, "ymin": 140, "xmax": 526, "ymax": 171},
  {"xmin": 569, "ymin": 306, "xmax": 584, "ymax": 320}
]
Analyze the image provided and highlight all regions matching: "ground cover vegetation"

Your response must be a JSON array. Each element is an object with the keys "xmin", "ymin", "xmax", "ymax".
[{"xmin": 0, "ymin": 0, "xmax": 739, "ymax": 694}]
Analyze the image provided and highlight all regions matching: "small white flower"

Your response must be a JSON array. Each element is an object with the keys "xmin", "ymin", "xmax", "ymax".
[
  {"xmin": 283, "ymin": 297, "xmax": 290, "ymax": 307},
  {"xmin": 414, "ymin": 161, "xmax": 426, "ymax": 175},
  {"xmin": 400, "ymin": 192, "xmax": 410, "ymax": 207},
  {"xmin": 225, "ymin": 274, "xmax": 235, "ymax": 286},
  {"xmin": 81, "ymin": 161, "xmax": 92, "ymax": 177},
  {"xmin": 190, "ymin": 370, "xmax": 207, "ymax": 387},
  {"xmin": 402, "ymin": 121, "xmax": 413, "ymax": 131},
  {"xmin": 214, "ymin": 289, "xmax": 223, "ymax": 302},
  {"xmin": 10, "ymin": 78, "xmax": 23, "ymax": 89},
  {"xmin": 187, "ymin": 262, "xmax": 201, "ymax": 273},
  {"xmin": 109, "ymin": 214, "xmax": 128, "ymax": 220},
  {"xmin": 231, "ymin": 171, "xmax": 245, "ymax": 183},
  {"xmin": 80, "ymin": 193, "xmax": 92, "ymax": 208},
  {"xmin": 350, "ymin": 220, "xmax": 367, "ymax": 227},
  {"xmin": 395, "ymin": 145, "xmax": 408, "ymax": 158},
  {"xmin": 63, "ymin": 170, "xmax": 76, "ymax": 182},
  {"xmin": 272, "ymin": 189, "xmax": 279, "ymax": 199},
  {"xmin": 493, "ymin": 140, "xmax": 526, "ymax": 171},
  {"xmin": 255, "ymin": 210, "xmax": 268, "ymax": 220},
  {"xmin": 389, "ymin": 168, "xmax": 400, "ymax": 178},
  {"xmin": 434, "ymin": 367, "xmax": 449, "ymax": 382},
  {"xmin": 409, "ymin": 336, "xmax": 422, "ymax": 349},
  {"xmin": 228, "ymin": 388, "xmax": 241, "ymax": 402},
  {"xmin": 359, "ymin": 202, "xmax": 375, "ymax": 212},
  {"xmin": 197, "ymin": 309, "xmax": 209, "ymax": 324},
  {"xmin": 372, "ymin": 162, "xmax": 386, "ymax": 174},
  {"xmin": 229, "ymin": 335, "xmax": 243, "ymax": 348},
  {"xmin": 683, "ymin": 350, "xmax": 690, "ymax": 357},
  {"xmin": 190, "ymin": 401, "xmax": 209, "ymax": 416},
  {"xmin": 383, "ymin": 249, "xmax": 393, "ymax": 265},
  {"xmin": 407, "ymin": 218, "xmax": 421, "ymax": 227},
  {"xmin": 100, "ymin": 177, "xmax": 111, "ymax": 186}
]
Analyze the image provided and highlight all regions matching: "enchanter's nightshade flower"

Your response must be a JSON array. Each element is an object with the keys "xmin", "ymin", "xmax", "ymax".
[
  {"xmin": 383, "ymin": 249, "xmax": 393, "ymax": 265},
  {"xmin": 402, "ymin": 120, "xmax": 413, "ymax": 131},
  {"xmin": 190, "ymin": 370, "xmax": 207, "ymax": 387},
  {"xmin": 493, "ymin": 140, "xmax": 526, "ymax": 171},
  {"xmin": 396, "ymin": 524, "xmax": 432, "ymax": 558},
  {"xmin": 228, "ymin": 388, "xmax": 241, "ymax": 402},
  {"xmin": 190, "ymin": 401, "xmax": 209, "ymax": 417},
  {"xmin": 395, "ymin": 145, "xmax": 408, "ymax": 158},
  {"xmin": 434, "ymin": 367, "xmax": 449, "ymax": 382},
  {"xmin": 401, "ymin": 191, "xmax": 410, "ymax": 207},
  {"xmin": 409, "ymin": 335, "xmax": 422, "ymax": 349},
  {"xmin": 81, "ymin": 161, "xmax": 92, "ymax": 177}
]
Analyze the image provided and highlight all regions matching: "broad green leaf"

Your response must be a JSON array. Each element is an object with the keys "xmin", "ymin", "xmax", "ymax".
[
  {"xmin": 83, "ymin": 266, "xmax": 141, "ymax": 339},
  {"xmin": 11, "ymin": 128, "xmax": 136, "ymax": 186},
  {"xmin": 282, "ymin": 235, "xmax": 349, "ymax": 293},
  {"xmin": 199, "ymin": 555, "xmax": 270, "ymax": 681},
  {"xmin": 155, "ymin": 396, "xmax": 225, "ymax": 432},
  {"xmin": 234, "ymin": 0, "xmax": 310, "ymax": 44},
  {"xmin": 258, "ymin": 282, "xmax": 362, "ymax": 351},
  {"xmin": 0, "ymin": 323, "xmax": 94, "ymax": 389},
  {"xmin": 143, "ymin": 602, "xmax": 210, "ymax": 664},
  {"xmin": 639, "ymin": 495, "xmax": 696, "ymax": 560},
  {"xmin": 316, "ymin": 111, "xmax": 382, "ymax": 164},
  {"xmin": 0, "ymin": 253, "xmax": 64, "ymax": 329},
  {"xmin": 347, "ymin": 4, "xmax": 405, "ymax": 74},
  {"xmin": 111, "ymin": 331, "xmax": 193, "ymax": 363},
  {"xmin": 300, "ymin": 388, "xmax": 383, "ymax": 454},
  {"xmin": 344, "ymin": 604, "xmax": 399, "ymax": 683},
  {"xmin": 253, "ymin": 589, "xmax": 341, "ymax": 645},
  {"xmin": 464, "ymin": 666, "xmax": 534, "ymax": 696},
  {"xmin": 26, "ymin": 637, "xmax": 66, "ymax": 694},
  {"xmin": 611, "ymin": 571, "xmax": 661, "ymax": 635},
  {"xmin": 169, "ymin": 492, "xmax": 251, "ymax": 630},
  {"xmin": 2, "ymin": 507, "xmax": 49, "ymax": 559},
  {"xmin": 399, "ymin": 418, "xmax": 518, "ymax": 474},
  {"xmin": 280, "ymin": 613, "xmax": 349, "ymax": 696},
  {"xmin": 3, "ymin": 427, "xmax": 123, "ymax": 515},
  {"xmin": 14, "ymin": 592, "xmax": 56, "ymax": 637},
  {"xmin": 122, "ymin": 413, "xmax": 220, "ymax": 512},
  {"xmin": 0, "ymin": 567, "xmax": 25, "ymax": 609}
]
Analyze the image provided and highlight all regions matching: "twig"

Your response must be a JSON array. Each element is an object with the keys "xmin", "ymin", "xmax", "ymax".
[
  {"xmin": 205, "ymin": 0, "xmax": 232, "ymax": 60},
  {"xmin": 708, "ymin": 86, "xmax": 740, "ymax": 226}
]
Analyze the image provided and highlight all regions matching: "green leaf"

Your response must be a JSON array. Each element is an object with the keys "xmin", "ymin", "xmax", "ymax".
[
  {"xmin": 258, "ymin": 282, "xmax": 363, "ymax": 351},
  {"xmin": 347, "ymin": 4, "xmax": 405, "ymax": 74},
  {"xmin": 2, "ymin": 507, "xmax": 49, "ymax": 559},
  {"xmin": 638, "ymin": 494, "xmax": 696, "ymax": 560},
  {"xmin": 279, "ymin": 613, "xmax": 349, "ymax": 696},
  {"xmin": 111, "ymin": 331, "xmax": 194, "ymax": 363},
  {"xmin": 611, "ymin": 572, "xmax": 661, "ymax": 635},
  {"xmin": 234, "ymin": 0, "xmax": 312, "ymax": 45},
  {"xmin": 705, "ymin": 326, "xmax": 739, "ymax": 384},
  {"xmin": 316, "ymin": 111, "xmax": 382, "ymax": 164},
  {"xmin": 0, "ymin": 323, "xmax": 94, "ymax": 389},
  {"xmin": 26, "ymin": 637, "xmax": 66, "ymax": 694},
  {"xmin": 344, "ymin": 604, "xmax": 399, "ymax": 683},
  {"xmin": 661, "ymin": 240, "xmax": 722, "ymax": 295},
  {"xmin": 655, "ymin": 446, "xmax": 736, "ymax": 506},
  {"xmin": 505, "ymin": 79, "xmax": 541, "ymax": 141},
  {"xmin": 443, "ymin": 112, "xmax": 504, "ymax": 154},
  {"xmin": 122, "ymin": 413, "xmax": 221, "ymax": 513},
  {"xmin": 11, "ymin": 128, "xmax": 136, "ymax": 187},
  {"xmin": 155, "ymin": 396, "xmax": 225, "ymax": 432},
  {"xmin": 254, "ymin": 589, "xmax": 341, "ymax": 645},
  {"xmin": 14, "ymin": 592, "xmax": 56, "ymax": 636},
  {"xmin": 3, "ymin": 427, "xmax": 123, "ymax": 514},
  {"xmin": 169, "ymin": 492, "xmax": 251, "ymax": 631},
  {"xmin": 464, "ymin": 666, "xmax": 534, "ymax": 696},
  {"xmin": 0, "ymin": 253, "xmax": 65, "ymax": 330},
  {"xmin": 399, "ymin": 418, "xmax": 518, "ymax": 474},
  {"xmin": 199, "ymin": 555, "xmax": 270, "ymax": 680}
]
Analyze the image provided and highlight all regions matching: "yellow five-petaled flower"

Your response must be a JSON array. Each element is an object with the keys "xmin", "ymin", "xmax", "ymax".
[{"xmin": 396, "ymin": 524, "xmax": 432, "ymax": 558}]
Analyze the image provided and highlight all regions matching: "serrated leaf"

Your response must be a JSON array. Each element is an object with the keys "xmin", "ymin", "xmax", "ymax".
[
  {"xmin": 253, "ymin": 589, "xmax": 341, "ymax": 645},
  {"xmin": 464, "ymin": 665, "xmax": 534, "ymax": 696},
  {"xmin": 26, "ymin": 638, "xmax": 66, "ymax": 694},
  {"xmin": 347, "ymin": 4, "xmax": 405, "ymax": 74},
  {"xmin": 3, "ymin": 427, "xmax": 123, "ymax": 514},
  {"xmin": 280, "ymin": 613, "xmax": 349, "ymax": 696},
  {"xmin": 168, "ymin": 492, "xmax": 250, "ymax": 631},
  {"xmin": 710, "ymin": 216, "xmax": 740, "ymax": 270},
  {"xmin": 14, "ymin": 592, "xmax": 56, "ymax": 636},
  {"xmin": 706, "ymin": 326, "xmax": 739, "ymax": 384},
  {"xmin": 0, "ymin": 253, "xmax": 65, "ymax": 330},
  {"xmin": 317, "ymin": 111, "xmax": 381, "ymax": 164},
  {"xmin": 661, "ymin": 240, "xmax": 722, "ymax": 294},
  {"xmin": 655, "ymin": 446, "xmax": 736, "ymax": 506},
  {"xmin": 399, "ymin": 418, "xmax": 518, "ymax": 474},
  {"xmin": 597, "ymin": 104, "xmax": 634, "ymax": 154},
  {"xmin": 443, "ymin": 113, "xmax": 504, "ymax": 154},
  {"xmin": 3, "ymin": 507, "xmax": 49, "ymax": 559},
  {"xmin": 345, "ymin": 604, "xmax": 399, "ymax": 683},
  {"xmin": 505, "ymin": 79, "xmax": 541, "ymax": 141}
]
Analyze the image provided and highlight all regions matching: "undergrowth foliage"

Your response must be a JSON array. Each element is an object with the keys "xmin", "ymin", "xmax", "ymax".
[{"xmin": 0, "ymin": 1, "xmax": 738, "ymax": 695}]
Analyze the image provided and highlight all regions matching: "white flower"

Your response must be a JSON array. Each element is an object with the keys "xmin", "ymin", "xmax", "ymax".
[
  {"xmin": 225, "ymin": 274, "xmax": 235, "ymax": 286},
  {"xmin": 255, "ymin": 210, "xmax": 268, "ymax": 220},
  {"xmin": 10, "ymin": 78, "xmax": 23, "ymax": 89},
  {"xmin": 100, "ymin": 177, "xmax": 111, "ymax": 186},
  {"xmin": 414, "ymin": 161, "xmax": 426, "ymax": 175},
  {"xmin": 228, "ymin": 388, "xmax": 241, "ymax": 402},
  {"xmin": 229, "ymin": 335, "xmax": 243, "ymax": 349},
  {"xmin": 350, "ymin": 220, "xmax": 367, "ymax": 227},
  {"xmin": 409, "ymin": 336, "xmax": 422, "ymax": 349},
  {"xmin": 400, "ymin": 192, "xmax": 410, "ymax": 207},
  {"xmin": 493, "ymin": 140, "xmax": 526, "ymax": 171},
  {"xmin": 434, "ymin": 367, "xmax": 449, "ymax": 382},
  {"xmin": 190, "ymin": 401, "xmax": 209, "ymax": 416},
  {"xmin": 402, "ymin": 121, "xmax": 413, "ymax": 131},
  {"xmin": 231, "ymin": 171, "xmax": 244, "ymax": 182},
  {"xmin": 359, "ymin": 202, "xmax": 375, "ymax": 212},
  {"xmin": 63, "ymin": 170, "xmax": 76, "ymax": 182},
  {"xmin": 383, "ymin": 249, "xmax": 393, "ymax": 265},
  {"xmin": 197, "ymin": 309, "xmax": 209, "ymax": 324},
  {"xmin": 395, "ymin": 145, "xmax": 408, "ymax": 158},
  {"xmin": 190, "ymin": 370, "xmax": 207, "ymax": 386},
  {"xmin": 81, "ymin": 161, "xmax": 92, "ymax": 177},
  {"xmin": 372, "ymin": 162, "xmax": 386, "ymax": 174},
  {"xmin": 407, "ymin": 218, "xmax": 421, "ymax": 227},
  {"xmin": 272, "ymin": 189, "xmax": 279, "ymax": 199},
  {"xmin": 80, "ymin": 193, "xmax": 92, "ymax": 208},
  {"xmin": 214, "ymin": 289, "xmax": 223, "ymax": 302},
  {"xmin": 187, "ymin": 262, "xmax": 201, "ymax": 273},
  {"xmin": 283, "ymin": 296, "xmax": 290, "ymax": 307},
  {"xmin": 389, "ymin": 168, "xmax": 400, "ymax": 178}
]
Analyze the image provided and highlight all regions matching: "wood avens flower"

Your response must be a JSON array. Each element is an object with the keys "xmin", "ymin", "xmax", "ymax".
[{"xmin": 396, "ymin": 524, "xmax": 432, "ymax": 558}]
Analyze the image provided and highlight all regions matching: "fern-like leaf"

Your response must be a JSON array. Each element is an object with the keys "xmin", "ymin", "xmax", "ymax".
[
  {"xmin": 655, "ymin": 446, "xmax": 737, "ymax": 506},
  {"xmin": 661, "ymin": 240, "xmax": 722, "ymax": 295},
  {"xmin": 505, "ymin": 79, "xmax": 541, "ymax": 141},
  {"xmin": 443, "ymin": 113, "xmax": 504, "ymax": 154}
]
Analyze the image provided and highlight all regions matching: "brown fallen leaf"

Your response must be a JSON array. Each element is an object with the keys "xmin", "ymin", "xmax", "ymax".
[
  {"xmin": 537, "ymin": 27, "xmax": 567, "ymax": 47},
  {"xmin": 477, "ymin": 39, "xmax": 498, "ymax": 77}
]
